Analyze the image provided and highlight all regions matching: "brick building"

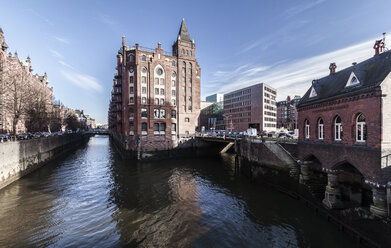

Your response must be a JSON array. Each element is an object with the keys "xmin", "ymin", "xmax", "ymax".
[
  {"xmin": 297, "ymin": 37, "xmax": 391, "ymax": 215},
  {"xmin": 108, "ymin": 19, "xmax": 201, "ymax": 151},
  {"xmin": 223, "ymin": 83, "xmax": 276, "ymax": 132},
  {"xmin": 276, "ymin": 95, "xmax": 301, "ymax": 131},
  {"xmin": 0, "ymin": 28, "xmax": 53, "ymax": 134}
]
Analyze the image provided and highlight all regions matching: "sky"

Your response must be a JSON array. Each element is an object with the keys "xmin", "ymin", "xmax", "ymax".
[{"xmin": 1, "ymin": 0, "xmax": 391, "ymax": 124}]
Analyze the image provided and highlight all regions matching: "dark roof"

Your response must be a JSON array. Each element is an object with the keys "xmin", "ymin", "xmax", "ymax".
[
  {"xmin": 298, "ymin": 50, "xmax": 391, "ymax": 107},
  {"xmin": 178, "ymin": 19, "xmax": 192, "ymax": 42}
]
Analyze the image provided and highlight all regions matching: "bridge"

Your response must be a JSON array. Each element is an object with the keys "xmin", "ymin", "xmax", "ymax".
[{"xmin": 84, "ymin": 129, "xmax": 109, "ymax": 135}]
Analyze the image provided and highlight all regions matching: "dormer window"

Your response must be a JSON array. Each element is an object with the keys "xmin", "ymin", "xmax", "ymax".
[
  {"xmin": 309, "ymin": 87, "xmax": 317, "ymax": 98},
  {"xmin": 345, "ymin": 72, "xmax": 360, "ymax": 87}
]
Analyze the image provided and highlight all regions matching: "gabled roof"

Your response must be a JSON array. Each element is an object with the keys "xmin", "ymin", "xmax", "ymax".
[
  {"xmin": 298, "ymin": 50, "xmax": 391, "ymax": 107},
  {"xmin": 178, "ymin": 19, "xmax": 192, "ymax": 42}
]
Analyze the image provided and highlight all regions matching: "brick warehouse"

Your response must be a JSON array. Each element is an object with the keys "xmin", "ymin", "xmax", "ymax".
[
  {"xmin": 108, "ymin": 19, "xmax": 201, "ymax": 152},
  {"xmin": 297, "ymin": 36, "xmax": 391, "ymax": 216}
]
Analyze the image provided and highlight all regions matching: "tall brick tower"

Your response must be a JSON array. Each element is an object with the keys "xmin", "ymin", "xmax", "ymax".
[{"xmin": 108, "ymin": 19, "xmax": 201, "ymax": 154}]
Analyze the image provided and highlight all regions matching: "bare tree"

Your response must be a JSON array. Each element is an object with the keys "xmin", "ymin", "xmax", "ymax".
[{"xmin": 3, "ymin": 71, "xmax": 34, "ymax": 135}]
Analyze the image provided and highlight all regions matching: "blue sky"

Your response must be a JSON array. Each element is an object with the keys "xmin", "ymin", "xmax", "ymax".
[{"xmin": 1, "ymin": 0, "xmax": 391, "ymax": 124}]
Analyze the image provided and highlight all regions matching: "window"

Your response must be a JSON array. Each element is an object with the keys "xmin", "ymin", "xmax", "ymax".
[
  {"xmin": 129, "ymin": 97, "xmax": 134, "ymax": 104},
  {"xmin": 188, "ymin": 96, "xmax": 192, "ymax": 101},
  {"xmin": 185, "ymin": 117, "xmax": 190, "ymax": 122},
  {"xmin": 141, "ymin": 122, "xmax": 147, "ymax": 134},
  {"xmin": 129, "ymin": 122, "xmax": 134, "ymax": 131},
  {"xmin": 186, "ymin": 50, "xmax": 189, "ymax": 55},
  {"xmin": 188, "ymin": 106, "xmax": 192, "ymax": 111},
  {"xmin": 346, "ymin": 72, "xmax": 360, "ymax": 87},
  {"xmin": 171, "ymin": 123, "xmax": 176, "ymax": 133},
  {"xmin": 160, "ymin": 98, "xmax": 164, "ymax": 105},
  {"xmin": 183, "ymin": 61, "xmax": 186, "ymax": 66},
  {"xmin": 188, "ymin": 68, "xmax": 192, "ymax": 74},
  {"xmin": 153, "ymin": 123, "xmax": 166, "ymax": 135},
  {"xmin": 172, "ymin": 80, "xmax": 176, "ymax": 87},
  {"xmin": 160, "ymin": 78, "xmax": 165, "ymax": 85},
  {"xmin": 141, "ymin": 108, "xmax": 147, "ymax": 118},
  {"xmin": 154, "ymin": 98, "xmax": 159, "ymax": 105},
  {"xmin": 160, "ymin": 89, "xmax": 165, "ymax": 95},
  {"xmin": 129, "ymin": 76, "xmax": 133, "ymax": 84},
  {"xmin": 188, "ymin": 87, "xmax": 192, "ymax": 93},
  {"xmin": 142, "ymin": 76, "xmax": 147, "ymax": 84},
  {"xmin": 142, "ymin": 87, "xmax": 146, "ymax": 94},
  {"xmin": 181, "ymin": 49, "xmax": 185, "ymax": 54},
  {"xmin": 172, "ymin": 72, "xmax": 176, "ymax": 78},
  {"xmin": 129, "ymin": 109, "xmax": 134, "ymax": 120},
  {"xmin": 172, "ymin": 60, "xmax": 176, "ymax": 67},
  {"xmin": 155, "ymin": 78, "xmax": 159, "ymax": 85},
  {"xmin": 182, "ymin": 86, "xmax": 185, "ymax": 92},
  {"xmin": 171, "ymin": 109, "xmax": 176, "ymax": 119},
  {"xmin": 190, "ymin": 51, "xmax": 192, "ymax": 56},
  {"xmin": 182, "ymin": 67, "xmax": 186, "ymax": 74},
  {"xmin": 172, "ymin": 90, "xmax": 176, "ymax": 96},
  {"xmin": 318, "ymin": 118, "xmax": 324, "ymax": 140},
  {"xmin": 142, "ymin": 67, "xmax": 147, "ymax": 73},
  {"xmin": 141, "ymin": 97, "xmax": 147, "ymax": 104},
  {"xmin": 156, "ymin": 68, "xmax": 163, "ymax": 75},
  {"xmin": 155, "ymin": 88, "xmax": 159, "ymax": 95},
  {"xmin": 182, "ymin": 77, "xmax": 185, "ymax": 83},
  {"xmin": 309, "ymin": 87, "xmax": 317, "ymax": 98},
  {"xmin": 356, "ymin": 113, "xmax": 366, "ymax": 142},
  {"xmin": 142, "ymin": 55, "xmax": 146, "ymax": 61},
  {"xmin": 154, "ymin": 109, "xmax": 166, "ymax": 119},
  {"xmin": 129, "ymin": 86, "xmax": 134, "ymax": 94},
  {"xmin": 171, "ymin": 99, "xmax": 176, "ymax": 106},
  {"xmin": 334, "ymin": 116, "xmax": 342, "ymax": 141},
  {"xmin": 129, "ymin": 55, "xmax": 134, "ymax": 62},
  {"xmin": 305, "ymin": 119, "xmax": 310, "ymax": 139}
]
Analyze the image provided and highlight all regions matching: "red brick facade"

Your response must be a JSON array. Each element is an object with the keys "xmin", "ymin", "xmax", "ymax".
[{"xmin": 108, "ymin": 20, "xmax": 201, "ymax": 151}]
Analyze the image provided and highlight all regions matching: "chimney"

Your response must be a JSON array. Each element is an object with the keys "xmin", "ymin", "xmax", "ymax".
[
  {"xmin": 122, "ymin": 36, "xmax": 126, "ymax": 47},
  {"xmin": 329, "ymin": 62, "xmax": 337, "ymax": 74},
  {"xmin": 373, "ymin": 33, "xmax": 386, "ymax": 56},
  {"xmin": 352, "ymin": 62, "xmax": 357, "ymax": 66},
  {"xmin": 157, "ymin": 42, "xmax": 161, "ymax": 49}
]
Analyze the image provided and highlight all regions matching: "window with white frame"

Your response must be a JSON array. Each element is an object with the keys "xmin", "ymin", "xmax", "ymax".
[
  {"xmin": 305, "ymin": 119, "xmax": 310, "ymax": 139},
  {"xmin": 141, "ymin": 108, "xmax": 147, "ymax": 118},
  {"xmin": 334, "ymin": 116, "xmax": 342, "ymax": 141},
  {"xmin": 318, "ymin": 118, "xmax": 324, "ymax": 140},
  {"xmin": 356, "ymin": 113, "xmax": 366, "ymax": 142}
]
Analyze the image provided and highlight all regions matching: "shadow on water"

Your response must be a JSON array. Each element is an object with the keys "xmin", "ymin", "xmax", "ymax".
[{"xmin": 0, "ymin": 136, "xmax": 356, "ymax": 248}]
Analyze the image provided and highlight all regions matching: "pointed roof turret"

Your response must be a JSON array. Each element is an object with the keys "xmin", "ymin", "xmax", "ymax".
[{"xmin": 177, "ymin": 18, "xmax": 192, "ymax": 42}]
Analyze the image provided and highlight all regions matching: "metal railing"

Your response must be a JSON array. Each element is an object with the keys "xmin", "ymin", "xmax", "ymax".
[{"xmin": 381, "ymin": 153, "xmax": 391, "ymax": 168}]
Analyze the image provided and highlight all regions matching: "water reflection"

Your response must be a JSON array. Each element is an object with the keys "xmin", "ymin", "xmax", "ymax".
[{"xmin": 0, "ymin": 136, "xmax": 354, "ymax": 247}]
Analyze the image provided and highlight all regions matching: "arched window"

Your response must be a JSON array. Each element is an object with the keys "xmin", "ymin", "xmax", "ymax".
[
  {"xmin": 186, "ymin": 50, "xmax": 189, "ymax": 55},
  {"xmin": 172, "ymin": 60, "xmax": 176, "ymax": 67},
  {"xmin": 305, "ymin": 119, "xmax": 310, "ymax": 139},
  {"xmin": 334, "ymin": 116, "xmax": 342, "ymax": 141},
  {"xmin": 356, "ymin": 113, "xmax": 366, "ymax": 142},
  {"xmin": 190, "ymin": 51, "xmax": 192, "ymax": 56},
  {"xmin": 318, "ymin": 118, "xmax": 324, "ymax": 140},
  {"xmin": 181, "ymin": 49, "xmax": 185, "ymax": 54},
  {"xmin": 129, "ymin": 55, "xmax": 134, "ymax": 62},
  {"xmin": 182, "ymin": 61, "xmax": 186, "ymax": 66},
  {"xmin": 142, "ymin": 55, "xmax": 146, "ymax": 61}
]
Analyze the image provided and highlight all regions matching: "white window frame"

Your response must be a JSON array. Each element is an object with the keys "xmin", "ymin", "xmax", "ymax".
[
  {"xmin": 318, "ymin": 119, "xmax": 324, "ymax": 140},
  {"xmin": 335, "ymin": 117, "xmax": 342, "ymax": 141},
  {"xmin": 305, "ymin": 120, "xmax": 310, "ymax": 139},
  {"xmin": 356, "ymin": 114, "xmax": 366, "ymax": 142}
]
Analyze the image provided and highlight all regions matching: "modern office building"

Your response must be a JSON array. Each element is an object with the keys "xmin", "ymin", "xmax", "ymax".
[
  {"xmin": 205, "ymin": 93, "xmax": 224, "ymax": 103},
  {"xmin": 223, "ymin": 83, "xmax": 276, "ymax": 132}
]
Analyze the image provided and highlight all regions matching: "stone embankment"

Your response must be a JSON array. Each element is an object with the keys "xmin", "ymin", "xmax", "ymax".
[{"xmin": 0, "ymin": 134, "xmax": 86, "ymax": 190}]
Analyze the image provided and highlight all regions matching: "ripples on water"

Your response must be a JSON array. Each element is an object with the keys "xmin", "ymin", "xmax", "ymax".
[{"xmin": 0, "ymin": 136, "xmax": 355, "ymax": 247}]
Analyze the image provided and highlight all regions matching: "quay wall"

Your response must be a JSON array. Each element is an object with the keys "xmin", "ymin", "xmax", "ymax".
[{"xmin": 0, "ymin": 134, "xmax": 86, "ymax": 190}]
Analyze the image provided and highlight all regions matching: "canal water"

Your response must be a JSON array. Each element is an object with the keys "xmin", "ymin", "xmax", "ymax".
[{"xmin": 0, "ymin": 136, "xmax": 355, "ymax": 247}]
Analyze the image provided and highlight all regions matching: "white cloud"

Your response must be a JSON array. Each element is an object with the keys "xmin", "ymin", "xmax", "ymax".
[
  {"xmin": 61, "ymin": 70, "xmax": 103, "ymax": 92},
  {"xmin": 208, "ymin": 37, "xmax": 380, "ymax": 101},
  {"xmin": 58, "ymin": 60, "xmax": 74, "ymax": 69},
  {"xmin": 49, "ymin": 49, "xmax": 63, "ymax": 59},
  {"xmin": 285, "ymin": 0, "xmax": 327, "ymax": 18},
  {"xmin": 55, "ymin": 37, "xmax": 70, "ymax": 44}
]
